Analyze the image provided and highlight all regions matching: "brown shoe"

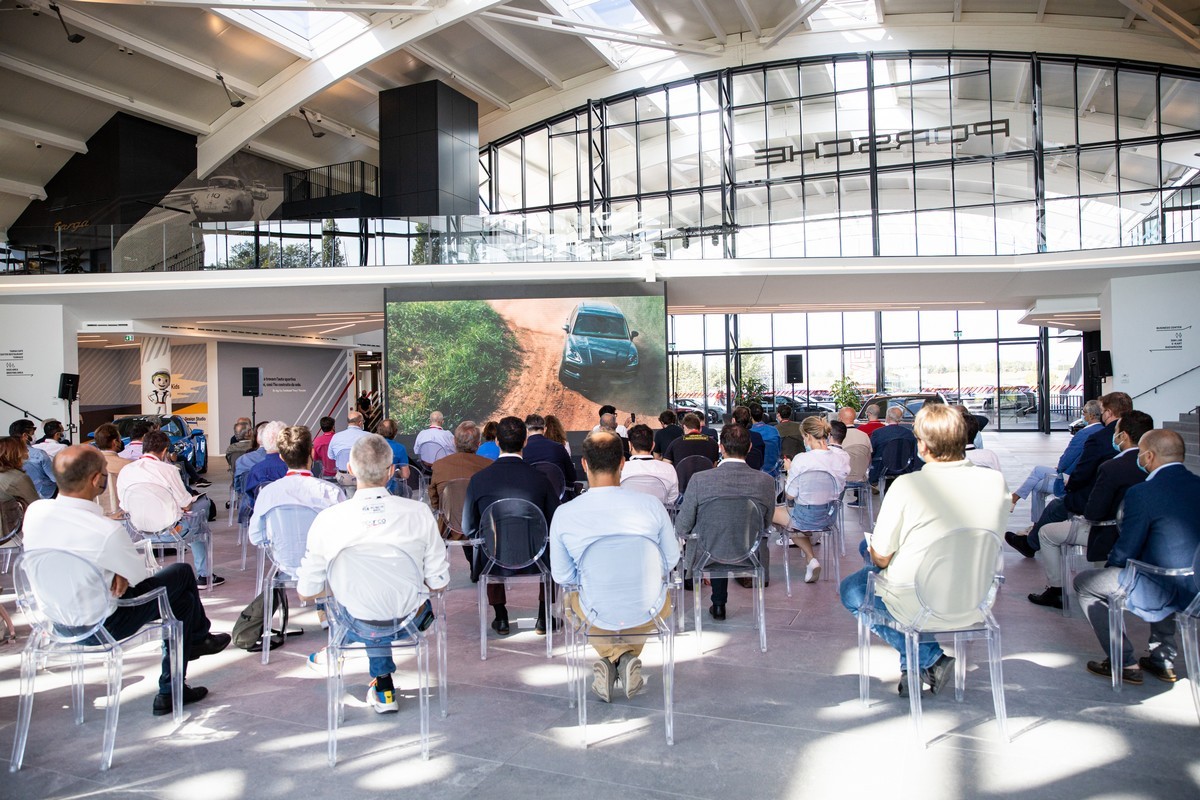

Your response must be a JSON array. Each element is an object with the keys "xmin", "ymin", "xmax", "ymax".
[
  {"xmin": 1138, "ymin": 656, "xmax": 1178, "ymax": 683},
  {"xmin": 1086, "ymin": 659, "xmax": 1143, "ymax": 685}
]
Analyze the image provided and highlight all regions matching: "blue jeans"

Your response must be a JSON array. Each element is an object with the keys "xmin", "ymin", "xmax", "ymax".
[
  {"xmin": 151, "ymin": 497, "xmax": 211, "ymax": 577},
  {"xmin": 840, "ymin": 556, "xmax": 943, "ymax": 671},
  {"xmin": 345, "ymin": 601, "xmax": 434, "ymax": 678}
]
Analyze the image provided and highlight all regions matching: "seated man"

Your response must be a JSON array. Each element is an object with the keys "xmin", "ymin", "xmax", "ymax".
[
  {"xmin": 311, "ymin": 416, "xmax": 337, "ymax": 478},
  {"xmin": 118, "ymin": 418, "xmax": 152, "ymax": 461},
  {"xmin": 229, "ymin": 417, "xmax": 251, "ymax": 446},
  {"xmin": 118, "ymin": 430, "xmax": 222, "ymax": 588},
  {"xmin": 652, "ymin": 409, "xmax": 683, "ymax": 458},
  {"xmin": 1028, "ymin": 410, "xmax": 1153, "ymax": 609},
  {"xmin": 295, "ymin": 435, "xmax": 450, "ymax": 713},
  {"xmin": 868, "ymin": 406, "xmax": 917, "ymax": 486},
  {"xmin": 93, "ymin": 423, "xmax": 130, "ymax": 518},
  {"xmin": 33, "ymin": 419, "xmax": 68, "ymax": 459},
  {"xmin": 1011, "ymin": 399, "xmax": 1103, "ymax": 520},
  {"xmin": 857, "ymin": 404, "xmax": 884, "ymax": 437},
  {"xmin": 23, "ymin": 446, "xmax": 230, "ymax": 715},
  {"xmin": 10, "ymin": 419, "xmax": 57, "ymax": 499},
  {"xmin": 777, "ymin": 405, "xmax": 806, "ymax": 460},
  {"xmin": 551, "ymin": 431, "xmax": 680, "ymax": 702},
  {"xmin": 225, "ymin": 423, "xmax": 254, "ymax": 476},
  {"xmin": 675, "ymin": 423, "xmax": 776, "ymax": 618},
  {"xmin": 731, "ymin": 406, "xmax": 766, "ymax": 471},
  {"xmin": 428, "ymin": 420, "xmax": 491, "ymax": 567},
  {"xmin": 248, "ymin": 425, "xmax": 345, "ymax": 548},
  {"xmin": 840, "ymin": 403, "xmax": 1010, "ymax": 696},
  {"xmin": 376, "ymin": 419, "xmax": 412, "ymax": 494},
  {"xmin": 959, "ymin": 407, "xmax": 1002, "ymax": 471},
  {"xmin": 523, "ymin": 414, "xmax": 577, "ymax": 487},
  {"xmin": 463, "ymin": 416, "xmax": 560, "ymax": 635},
  {"xmin": 413, "ymin": 411, "xmax": 456, "ymax": 466},
  {"xmin": 749, "ymin": 402, "xmax": 781, "ymax": 476},
  {"xmin": 1074, "ymin": 428, "xmax": 1200, "ymax": 685},
  {"xmin": 329, "ymin": 411, "xmax": 370, "ymax": 490},
  {"xmin": 662, "ymin": 413, "xmax": 719, "ymax": 466},
  {"xmin": 621, "ymin": 424, "xmax": 680, "ymax": 505}
]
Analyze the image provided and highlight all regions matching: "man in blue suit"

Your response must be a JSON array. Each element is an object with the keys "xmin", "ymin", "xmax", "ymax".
[
  {"xmin": 868, "ymin": 406, "xmax": 918, "ymax": 485},
  {"xmin": 463, "ymin": 416, "xmax": 560, "ymax": 636},
  {"xmin": 1074, "ymin": 428, "xmax": 1200, "ymax": 684},
  {"xmin": 522, "ymin": 413, "xmax": 576, "ymax": 487}
]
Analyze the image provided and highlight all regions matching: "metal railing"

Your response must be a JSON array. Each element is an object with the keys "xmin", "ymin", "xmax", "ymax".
[
  {"xmin": 284, "ymin": 161, "xmax": 378, "ymax": 203},
  {"xmin": 1132, "ymin": 363, "xmax": 1200, "ymax": 399}
]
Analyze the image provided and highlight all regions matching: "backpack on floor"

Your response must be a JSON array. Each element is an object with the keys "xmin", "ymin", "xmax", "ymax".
[{"xmin": 232, "ymin": 588, "xmax": 302, "ymax": 652}]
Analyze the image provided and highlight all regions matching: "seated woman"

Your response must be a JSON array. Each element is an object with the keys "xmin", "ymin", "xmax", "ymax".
[
  {"xmin": 476, "ymin": 420, "xmax": 500, "ymax": 461},
  {"xmin": 0, "ymin": 434, "xmax": 38, "ymax": 643},
  {"xmin": 771, "ymin": 416, "xmax": 850, "ymax": 584}
]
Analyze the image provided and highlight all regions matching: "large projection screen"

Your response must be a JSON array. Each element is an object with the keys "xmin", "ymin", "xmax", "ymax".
[{"xmin": 384, "ymin": 283, "xmax": 667, "ymax": 433}]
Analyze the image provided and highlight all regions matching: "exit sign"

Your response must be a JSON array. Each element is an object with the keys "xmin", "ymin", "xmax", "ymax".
[{"xmin": 124, "ymin": 335, "xmax": 135, "ymax": 342}]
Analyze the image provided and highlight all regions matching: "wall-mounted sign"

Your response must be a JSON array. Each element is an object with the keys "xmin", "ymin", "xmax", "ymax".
[
  {"xmin": 753, "ymin": 118, "xmax": 1011, "ymax": 166},
  {"xmin": 1149, "ymin": 324, "xmax": 1190, "ymax": 352}
]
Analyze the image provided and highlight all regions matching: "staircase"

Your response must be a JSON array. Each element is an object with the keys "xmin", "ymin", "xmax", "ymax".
[{"xmin": 1164, "ymin": 409, "xmax": 1200, "ymax": 476}]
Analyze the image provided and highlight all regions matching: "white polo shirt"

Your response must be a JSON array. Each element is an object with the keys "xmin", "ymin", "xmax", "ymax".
[
  {"xmin": 620, "ymin": 456, "xmax": 680, "ymax": 504},
  {"xmin": 117, "ymin": 454, "xmax": 193, "ymax": 532}
]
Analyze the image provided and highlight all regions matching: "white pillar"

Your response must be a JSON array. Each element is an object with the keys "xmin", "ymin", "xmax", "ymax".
[{"xmin": 140, "ymin": 336, "xmax": 172, "ymax": 414}]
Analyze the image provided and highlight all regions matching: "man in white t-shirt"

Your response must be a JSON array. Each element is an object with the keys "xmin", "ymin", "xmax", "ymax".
[
  {"xmin": 296, "ymin": 434, "xmax": 450, "ymax": 714},
  {"xmin": 23, "ymin": 446, "xmax": 229, "ymax": 716}
]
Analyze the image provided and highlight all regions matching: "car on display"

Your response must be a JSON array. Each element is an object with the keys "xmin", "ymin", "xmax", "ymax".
[
  {"xmin": 558, "ymin": 301, "xmax": 640, "ymax": 384},
  {"xmin": 190, "ymin": 175, "xmax": 258, "ymax": 221},
  {"xmin": 763, "ymin": 395, "xmax": 835, "ymax": 423},
  {"xmin": 113, "ymin": 414, "xmax": 208, "ymax": 473},
  {"xmin": 671, "ymin": 397, "xmax": 722, "ymax": 424},
  {"xmin": 856, "ymin": 392, "xmax": 948, "ymax": 425},
  {"xmin": 965, "ymin": 390, "xmax": 1038, "ymax": 420}
]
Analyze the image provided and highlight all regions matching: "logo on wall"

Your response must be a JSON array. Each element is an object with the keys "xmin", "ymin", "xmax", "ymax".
[{"xmin": 753, "ymin": 118, "xmax": 1011, "ymax": 166}]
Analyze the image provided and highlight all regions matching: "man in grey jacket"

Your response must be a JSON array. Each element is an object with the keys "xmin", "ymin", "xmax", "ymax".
[{"xmin": 675, "ymin": 424, "xmax": 777, "ymax": 621}]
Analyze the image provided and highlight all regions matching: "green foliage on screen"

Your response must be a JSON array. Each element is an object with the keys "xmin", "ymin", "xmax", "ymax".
[{"xmin": 386, "ymin": 301, "xmax": 520, "ymax": 432}]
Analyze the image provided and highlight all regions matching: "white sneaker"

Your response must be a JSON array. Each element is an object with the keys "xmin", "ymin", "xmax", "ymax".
[
  {"xmin": 367, "ymin": 678, "xmax": 399, "ymax": 713},
  {"xmin": 804, "ymin": 559, "xmax": 821, "ymax": 583}
]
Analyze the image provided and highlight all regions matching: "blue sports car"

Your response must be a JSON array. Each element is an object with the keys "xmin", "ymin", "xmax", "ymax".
[
  {"xmin": 558, "ymin": 301, "xmax": 640, "ymax": 384},
  {"xmin": 114, "ymin": 414, "xmax": 208, "ymax": 473}
]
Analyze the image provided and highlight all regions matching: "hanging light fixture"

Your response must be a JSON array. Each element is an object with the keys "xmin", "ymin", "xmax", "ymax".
[
  {"xmin": 300, "ymin": 108, "xmax": 325, "ymax": 138},
  {"xmin": 216, "ymin": 73, "xmax": 245, "ymax": 108},
  {"xmin": 49, "ymin": 2, "xmax": 84, "ymax": 43}
]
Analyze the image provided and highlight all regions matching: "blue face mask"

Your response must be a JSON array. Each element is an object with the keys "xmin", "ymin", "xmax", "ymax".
[
  {"xmin": 1136, "ymin": 453, "xmax": 1150, "ymax": 475},
  {"xmin": 1112, "ymin": 434, "xmax": 1121, "ymax": 453}
]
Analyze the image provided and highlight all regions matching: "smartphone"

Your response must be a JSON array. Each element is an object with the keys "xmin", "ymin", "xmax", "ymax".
[{"xmin": 631, "ymin": 413, "xmax": 636, "ymax": 422}]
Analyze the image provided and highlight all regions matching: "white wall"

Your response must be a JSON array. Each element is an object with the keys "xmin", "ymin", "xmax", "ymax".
[
  {"xmin": 0, "ymin": 303, "xmax": 80, "ymax": 438},
  {"xmin": 1104, "ymin": 270, "xmax": 1200, "ymax": 426}
]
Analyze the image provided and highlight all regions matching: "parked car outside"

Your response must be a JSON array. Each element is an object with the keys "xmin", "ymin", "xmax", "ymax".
[
  {"xmin": 763, "ymin": 395, "xmax": 834, "ymax": 423},
  {"xmin": 113, "ymin": 414, "xmax": 208, "ymax": 473},
  {"xmin": 672, "ymin": 397, "xmax": 721, "ymax": 424},
  {"xmin": 558, "ymin": 301, "xmax": 640, "ymax": 384},
  {"xmin": 856, "ymin": 393, "xmax": 948, "ymax": 425}
]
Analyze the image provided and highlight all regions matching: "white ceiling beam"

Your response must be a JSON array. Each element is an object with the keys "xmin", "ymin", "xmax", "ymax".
[
  {"xmin": 406, "ymin": 43, "xmax": 512, "ymax": 110},
  {"xmin": 1116, "ymin": 0, "xmax": 1200, "ymax": 51},
  {"xmin": 0, "ymin": 116, "xmax": 88, "ymax": 154},
  {"xmin": 1035, "ymin": 0, "xmax": 1048, "ymax": 23},
  {"xmin": 31, "ymin": 0, "xmax": 260, "ymax": 99},
  {"xmin": 760, "ymin": 0, "xmax": 828, "ymax": 50},
  {"xmin": 952, "ymin": 0, "xmax": 962, "ymax": 22},
  {"xmin": 733, "ymin": 0, "xmax": 763, "ymax": 37},
  {"xmin": 1122, "ymin": 9, "xmax": 1137, "ymax": 28},
  {"xmin": 0, "ymin": 53, "xmax": 210, "ymax": 135},
  {"xmin": 539, "ymin": 0, "xmax": 621, "ymax": 70},
  {"xmin": 691, "ymin": 0, "xmax": 727, "ymax": 45},
  {"xmin": 198, "ymin": 0, "xmax": 509, "ymax": 179},
  {"xmin": 482, "ymin": 8, "xmax": 719, "ymax": 56},
  {"xmin": 0, "ymin": 177, "xmax": 47, "ymax": 201},
  {"xmin": 74, "ymin": 0, "xmax": 433, "ymax": 12},
  {"xmin": 467, "ymin": 17, "xmax": 564, "ymax": 89},
  {"xmin": 242, "ymin": 141, "xmax": 321, "ymax": 172},
  {"xmin": 873, "ymin": 0, "xmax": 885, "ymax": 26},
  {"xmin": 627, "ymin": 0, "xmax": 669, "ymax": 34}
]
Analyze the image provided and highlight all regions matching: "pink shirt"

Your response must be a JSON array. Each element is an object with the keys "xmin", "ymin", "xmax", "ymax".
[{"xmin": 313, "ymin": 430, "xmax": 336, "ymax": 476}]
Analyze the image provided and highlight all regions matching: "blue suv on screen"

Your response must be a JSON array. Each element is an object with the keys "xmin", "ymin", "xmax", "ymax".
[{"xmin": 558, "ymin": 301, "xmax": 640, "ymax": 384}]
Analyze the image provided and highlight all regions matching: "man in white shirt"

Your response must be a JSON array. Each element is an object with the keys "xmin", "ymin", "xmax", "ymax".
[
  {"xmin": 249, "ymin": 425, "xmax": 345, "ymax": 547},
  {"xmin": 33, "ymin": 419, "xmax": 68, "ymax": 459},
  {"xmin": 296, "ymin": 434, "xmax": 450, "ymax": 714},
  {"xmin": 620, "ymin": 424, "xmax": 679, "ymax": 505},
  {"xmin": 23, "ymin": 446, "xmax": 229, "ymax": 716},
  {"xmin": 328, "ymin": 411, "xmax": 370, "ymax": 490},
  {"xmin": 551, "ymin": 431, "xmax": 679, "ymax": 702},
  {"xmin": 117, "ymin": 430, "xmax": 221, "ymax": 587},
  {"xmin": 413, "ymin": 411, "xmax": 456, "ymax": 466}
]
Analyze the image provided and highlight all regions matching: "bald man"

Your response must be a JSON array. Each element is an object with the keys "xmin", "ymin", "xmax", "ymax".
[
  {"xmin": 414, "ymin": 410, "xmax": 455, "ymax": 466},
  {"xmin": 23, "ymin": 445, "xmax": 229, "ymax": 715},
  {"xmin": 1074, "ymin": 429, "xmax": 1200, "ymax": 685}
]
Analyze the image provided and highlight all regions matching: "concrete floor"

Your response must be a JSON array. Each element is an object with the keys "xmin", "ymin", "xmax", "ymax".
[{"xmin": 0, "ymin": 431, "xmax": 1197, "ymax": 799}]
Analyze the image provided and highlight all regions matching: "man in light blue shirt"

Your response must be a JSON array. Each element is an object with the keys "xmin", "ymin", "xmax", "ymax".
[
  {"xmin": 550, "ymin": 431, "xmax": 679, "ymax": 703},
  {"xmin": 1011, "ymin": 399, "xmax": 1103, "ymax": 522},
  {"xmin": 329, "ymin": 411, "xmax": 370, "ymax": 471},
  {"xmin": 10, "ymin": 420, "xmax": 56, "ymax": 498}
]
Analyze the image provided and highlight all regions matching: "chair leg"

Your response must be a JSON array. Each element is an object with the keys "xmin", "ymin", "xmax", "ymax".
[
  {"xmin": 10, "ymin": 649, "xmax": 37, "ymax": 772},
  {"xmin": 693, "ymin": 572, "xmax": 703, "ymax": 656},
  {"xmin": 988, "ymin": 627, "xmax": 1010, "ymax": 743},
  {"xmin": 781, "ymin": 533, "xmax": 792, "ymax": 598},
  {"xmin": 478, "ymin": 578, "xmax": 488, "ymax": 661},
  {"xmin": 906, "ymin": 634, "xmax": 925, "ymax": 747},
  {"xmin": 100, "ymin": 652, "xmax": 123, "ymax": 771},
  {"xmin": 757, "ymin": 572, "xmax": 767, "ymax": 653},
  {"xmin": 662, "ymin": 628, "xmax": 675, "ymax": 746},
  {"xmin": 857, "ymin": 614, "xmax": 871, "ymax": 705},
  {"xmin": 1109, "ymin": 597, "xmax": 1125, "ymax": 693},
  {"xmin": 544, "ymin": 575, "xmax": 553, "ymax": 659},
  {"xmin": 436, "ymin": 598, "xmax": 448, "ymax": 720},
  {"xmin": 169, "ymin": 621, "xmax": 184, "ymax": 726},
  {"xmin": 417, "ymin": 639, "xmax": 430, "ymax": 761},
  {"xmin": 953, "ymin": 633, "xmax": 967, "ymax": 702},
  {"xmin": 70, "ymin": 651, "xmax": 86, "ymax": 725},
  {"xmin": 1060, "ymin": 546, "xmax": 1074, "ymax": 618},
  {"xmin": 327, "ymin": 643, "xmax": 340, "ymax": 767},
  {"xmin": 1177, "ymin": 614, "xmax": 1200, "ymax": 725},
  {"xmin": 261, "ymin": 580, "xmax": 276, "ymax": 666}
]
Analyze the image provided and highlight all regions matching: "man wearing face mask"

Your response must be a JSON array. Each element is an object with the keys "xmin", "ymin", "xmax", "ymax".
[
  {"xmin": 1027, "ymin": 410, "xmax": 1154, "ymax": 609},
  {"xmin": 1073, "ymin": 428, "xmax": 1200, "ymax": 685}
]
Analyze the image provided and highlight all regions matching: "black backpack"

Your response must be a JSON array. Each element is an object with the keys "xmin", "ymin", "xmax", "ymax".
[{"xmin": 232, "ymin": 588, "xmax": 303, "ymax": 652}]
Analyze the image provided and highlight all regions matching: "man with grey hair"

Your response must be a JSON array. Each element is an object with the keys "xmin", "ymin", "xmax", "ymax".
[
  {"xmin": 296, "ymin": 434, "xmax": 450, "ymax": 713},
  {"xmin": 329, "ymin": 410, "xmax": 370, "ymax": 490},
  {"xmin": 1011, "ymin": 399, "xmax": 1104, "ymax": 521},
  {"xmin": 414, "ymin": 410, "xmax": 455, "ymax": 466},
  {"xmin": 867, "ymin": 406, "xmax": 917, "ymax": 486},
  {"xmin": 429, "ymin": 420, "xmax": 491, "ymax": 566}
]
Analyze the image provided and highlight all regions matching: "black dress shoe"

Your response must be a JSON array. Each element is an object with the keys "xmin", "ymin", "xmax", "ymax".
[
  {"xmin": 152, "ymin": 684, "xmax": 208, "ymax": 716},
  {"xmin": 683, "ymin": 578, "xmax": 694, "ymax": 591},
  {"xmin": 1027, "ymin": 587, "xmax": 1064, "ymax": 609},
  {"xmin": 189, "ymin": 633, "xmax": 232, "ymax": 661},
  {"xmin": 1138, "ymin": 656, "xmax": 1178, "ymax": 683},
  {"xmin": 535, "ymin": 617, "xmax": 562, "ymax": 635},
  {"xmin": 708, "ymin": 604, "xmax": 726, "ymax": 620},
  {"xmin": 1086, "ymin": 658, "xmax": 1143, "ymax": 684},
  {"xmin": 491, "ymin": 616, "xmax": 510, "ymax": 635},
  {"xmin": 1004, "ymin": 531, "xmax": 1037, "ymax": 559}
]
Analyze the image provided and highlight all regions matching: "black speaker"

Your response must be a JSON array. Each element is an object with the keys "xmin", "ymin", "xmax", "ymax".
[
  {"xmin": 785, "ymin": 354, "xmax": 804, "ymax": 384},
  {"xmin": 1086, "ymin": 350, "xmax": 1113, "ymax": 379},
  {"xmin": 242, "ymin": 367, "xmax": 263, "ymax": 397},
  {"xmin": 57, "ymin": 372, "xmax": 79, "ymax": 401}
]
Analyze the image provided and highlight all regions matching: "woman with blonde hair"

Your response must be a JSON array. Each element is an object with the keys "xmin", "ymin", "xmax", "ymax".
[{"xmin": 771, "ymin": 416, "xmax": 850, "ymax": 583}]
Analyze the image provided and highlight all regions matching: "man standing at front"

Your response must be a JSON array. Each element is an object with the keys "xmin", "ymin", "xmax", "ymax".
[
  {"xmin": 295, "ymin": 435, "xmax": 450, "ymax": 713},
  {"xmin": 551, "ymin": 431, "xmax": 679, "ymax": 702},
  {"xmin": 24, "ymin": 446, "xmax": 230, "ymax": 715}
]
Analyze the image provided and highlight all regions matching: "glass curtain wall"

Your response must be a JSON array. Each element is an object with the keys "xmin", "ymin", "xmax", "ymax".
[{"xmin": 668, "ymin": 309, "xmax": 1083, "ymax": 431}]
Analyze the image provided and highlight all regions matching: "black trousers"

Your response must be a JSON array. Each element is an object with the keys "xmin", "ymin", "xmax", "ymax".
[{"xmin": 102, "ymin": 563, "xmax": 212, "ymax": 694}]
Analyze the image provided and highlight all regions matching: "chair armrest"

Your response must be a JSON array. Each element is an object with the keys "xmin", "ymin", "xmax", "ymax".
[
  {"xmin": 114, "ymin": 584, "xmax": 177, "ymax": 624},
  {"xmin": 1125, "ymin": 559, "xmax": 1195, "ymax": 579}
]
